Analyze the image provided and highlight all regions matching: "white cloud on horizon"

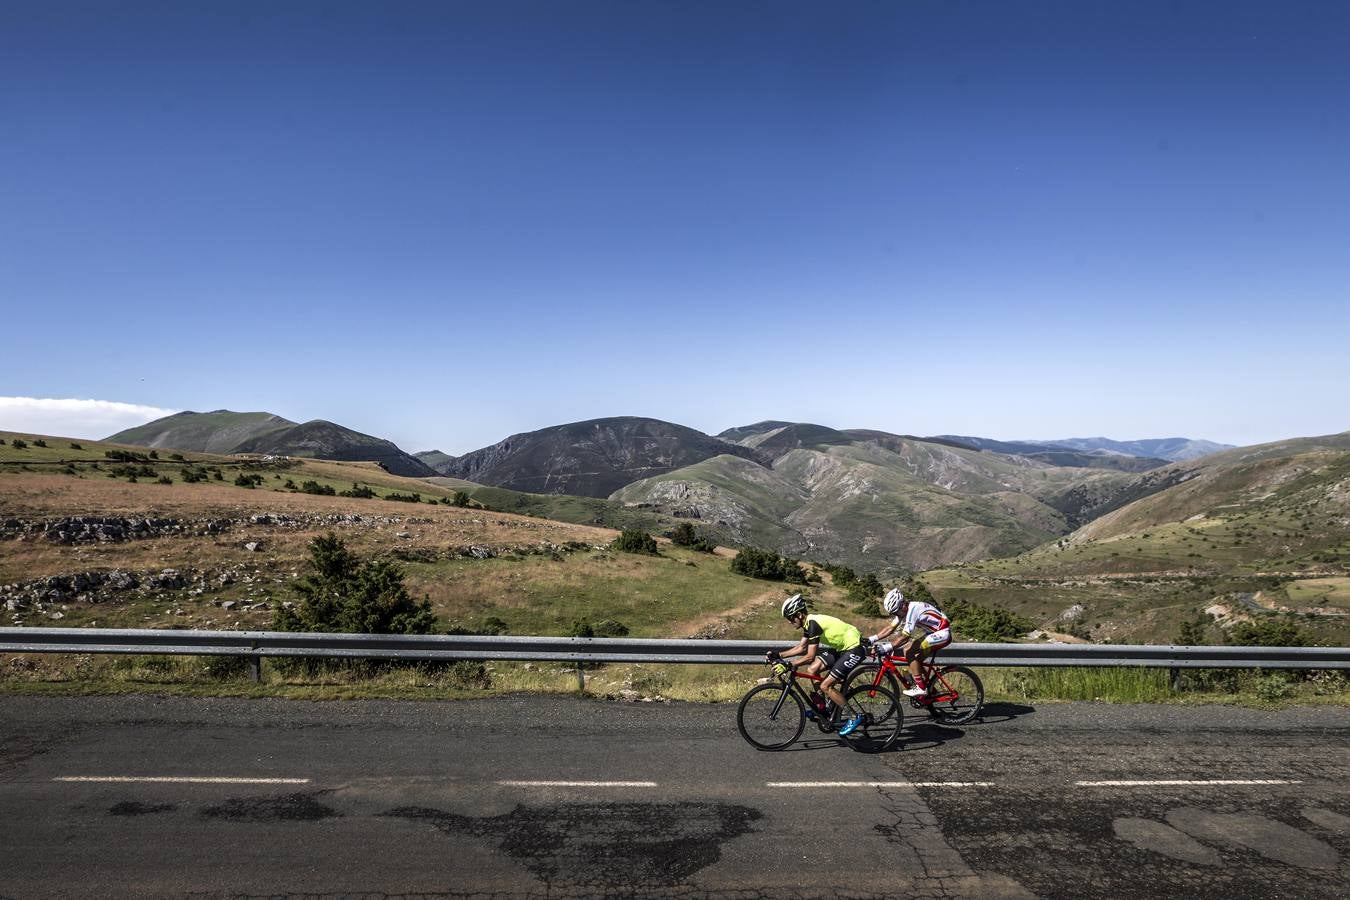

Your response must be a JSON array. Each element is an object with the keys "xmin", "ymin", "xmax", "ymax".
[{"xmin": 0, "ymin": 397, "xmax": 178, "ymax": 441}]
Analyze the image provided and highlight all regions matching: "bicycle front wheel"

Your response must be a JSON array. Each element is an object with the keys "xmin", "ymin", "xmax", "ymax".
[
  {"xmin": 736, "ymin": 682, "xmax": 806, "ymax": 750},
  {"xmin": 840, "ymin": 682, "xmax": 903, "ymax": 754},
  {"xmin": 928, "ymin": 666, "xmax": 983, "ymax": 726}
]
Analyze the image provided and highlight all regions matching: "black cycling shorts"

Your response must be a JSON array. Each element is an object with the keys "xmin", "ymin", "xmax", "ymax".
[{"xmin": 826, "ymin": 645, "xmax": 867, "ymax": 683}]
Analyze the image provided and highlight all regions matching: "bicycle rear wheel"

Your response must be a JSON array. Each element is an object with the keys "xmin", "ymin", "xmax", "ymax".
[
  {"xmin": 736, "ymin": 682, "xmax": 806, "ymax": 750},
  {"xmin": 840, "ymin": 682, "xmax": 903, "ymax": 753},
  {"xmin": 843, "ymin": 663, "xmax": 902, "ymax": 724},
  {"xmin": 927, "ymin": 666, "xmax": 983, "ymax": 726}
]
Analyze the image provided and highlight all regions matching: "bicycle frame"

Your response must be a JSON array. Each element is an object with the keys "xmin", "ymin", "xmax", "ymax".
[
  {"xmin": 769, "ymin": 666, "xmax": 821, "ymax": 704},
  {"xmin": 864, "ymin": 652, "xmax": 963, "ymax": 705}
]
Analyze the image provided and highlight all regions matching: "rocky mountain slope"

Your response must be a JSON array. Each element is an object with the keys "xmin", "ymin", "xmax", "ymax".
[
  {"xmin": 107, "ymin": 411, "xmax": 434, "ymax": 478},
  {"xmin": 614, "ymin": 424, "xmax": 1147, "ymax": 573}
]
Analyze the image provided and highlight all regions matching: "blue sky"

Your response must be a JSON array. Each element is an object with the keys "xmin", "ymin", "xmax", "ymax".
[{"xmin": 2, "ymin": 1, "xmax": 1347, "ymax": 454}]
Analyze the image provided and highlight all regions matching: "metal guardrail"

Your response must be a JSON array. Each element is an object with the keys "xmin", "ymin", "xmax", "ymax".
[{"xmin": 2, "ymin": 628, "xmax": 1347, "ymax": 671}]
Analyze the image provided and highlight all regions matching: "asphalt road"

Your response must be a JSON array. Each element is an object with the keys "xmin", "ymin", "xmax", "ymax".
[{"xmin": 1, "ymin": 692, "xmax": 1347, "ymax": 899}]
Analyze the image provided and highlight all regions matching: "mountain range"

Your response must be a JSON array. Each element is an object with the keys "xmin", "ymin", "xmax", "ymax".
[{"xmin": 104, "ymin": 409, "xmax": 1257, "ymax": 573}]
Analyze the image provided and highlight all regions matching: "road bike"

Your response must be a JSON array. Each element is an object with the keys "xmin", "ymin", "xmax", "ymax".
[
  {"xmin": 736, "ymin": 658, "xmax": 903, "ymax": 753},
  {"xmin": 844, "ymin": 647, "xmax": 983, "ymax": 726}
]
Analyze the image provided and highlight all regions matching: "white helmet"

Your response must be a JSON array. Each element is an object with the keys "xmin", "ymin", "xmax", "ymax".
[
  {"xmin": 781, "ymin": 593, "xmax": 808, "ymax": 620},
  {"xmin": 882, "ymin": 588, "xmax": 906, "ymax": 616}
]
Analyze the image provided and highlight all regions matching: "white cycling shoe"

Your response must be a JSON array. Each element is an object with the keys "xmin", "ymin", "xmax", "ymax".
[{"xmin": 902, "ymin": 685, "xmax": 927, "ymax": 697}]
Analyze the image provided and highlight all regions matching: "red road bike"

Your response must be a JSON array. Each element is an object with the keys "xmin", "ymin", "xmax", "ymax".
[{"xmin": 844, "ymin": 648, "xmax": 984, "ymax": 726}]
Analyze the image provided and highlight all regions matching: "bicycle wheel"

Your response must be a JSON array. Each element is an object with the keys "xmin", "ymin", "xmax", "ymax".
[
  {"xmin": 843, "ymin": 663, "xmax": 902, "ymax": 724},
  {"xmin": 736, "ymin": 682, "xmax": 806, "ymax": 750},
  {"xmin": 840, "ymin": 682, "xmax": 903, "ymax": 753},
  {"xmin": 927, "ymin": 666, "xmax": 983, "ymax": 726}
]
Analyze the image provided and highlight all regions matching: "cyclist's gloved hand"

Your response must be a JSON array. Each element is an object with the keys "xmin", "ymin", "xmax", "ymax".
[
  {"xmin": 860, "ymin": 636, "xmax": 873, "ymax": 653},
  {"xmin": 765, "ymin": 650, "xmax": 780, "ymax": 663},
  {"xmin": 771, "ymin": 662, "xmax": 789, "ymax": 677}
]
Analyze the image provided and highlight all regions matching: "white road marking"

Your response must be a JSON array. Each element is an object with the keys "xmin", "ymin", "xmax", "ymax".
[
  {"xmin": 496, "ymin": 780, "xmax": 659, "ymax": 788},
  {"xmin": 1075, "ymin": 779, "xmax": 1303, "ymax": 787},
  {"xmin": 766, "ymin": 781, "xmax": 993, "ymax": 788},
  {"xmin": 53, "ymin": 776, "xmax": 310, "ymax": 785}
]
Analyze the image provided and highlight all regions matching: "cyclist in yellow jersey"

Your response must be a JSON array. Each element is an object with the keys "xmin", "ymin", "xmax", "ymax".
[{"xmin": 767, "ymin": 594, "xmax": 868, "ymax": 736}]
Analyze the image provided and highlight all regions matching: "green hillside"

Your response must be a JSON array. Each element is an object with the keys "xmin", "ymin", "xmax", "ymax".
[
  {"xmin": 107, "ymin": 410, "xmax": 434, "ymax": 477},
  {"xmin": 415, "ymin": 450, "xmax": 456, "ymax": 472},
  {"xmin": 108, "ymin": 410, "xmax": 296, "ymax": 454},
  {"xmin": 919, "ymin": 433, "xmax": 1350, "ymax": 645}
]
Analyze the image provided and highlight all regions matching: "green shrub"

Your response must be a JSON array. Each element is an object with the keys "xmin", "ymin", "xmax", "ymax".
[
  {"xmin": 453, "ymin": 491, "xmax": 471, "ymax": 507},
  {"xmin": 32, "ymin": 439, "xmax": 47, "ymax": 448},
  {"xmin": 69, "ymin": 442, "xmax": 84, "ymax": 450},
  {"xmin": 169, "ymin": 453, "xmax": 184, "ymax": 461},
  {"xmin": 1254, "ymin": 672, "xmax": 1295, "ymax": 701},
  {"xmin": 340, "ymin": 483, "xmax": 376, "ymax": 499},
  {"xmin": 1228, "ymin": 617, "xmax": 1307, "ymax": 647},
  {"xmin": 10, "ymin": 439, "xmax": 27, "ymax": 449},
  {"xmin": 300, "ymin": 480, "xmax": 336, "ymax": 496},
  {"xmin": 669, "ymin": 522, "xmax": 715, "ymax": 552},
  {"xmin": 199, "ymin": 655, "xmax": 252, "ymax": 680},
  {"xmin": 944, "ymin": 598, "xmax": 1034, "ymax": 642},
  {"xmin": 480, "ymin": 616, "xmax": 510, "ymax": 636},
  {"xmin": 847, "ymin": 573, "xmax": 884, "ymax": 615},
  {"xmin": 566, "ymin": 618, "xmax": 631, "ymax": 639},
  {"xmin": 272, "ymin": 533, "xmax": 437, "ymax": 635},
  {"xmin": 234, "ymin": 473, "xmax": 264, "ymax": 488},
  {"xmin": 731, "ymin": 547, "xmax": 806, "ymax": 583},
  {"xmin": 109, "ymin": 464, "xmax": 156, "ymax": 479},
  {"xmin": 1175, "ymin": 614, "xmax": 1212, "ymax": 646},
  {"xmin": 157, "ymin": 475, "xmax": 173, "ymax": 485},
  {"xmin": 670, "ymin": 523, "xmax": 698, "ymax": 546},
  {"xmin": 612, "ymin": 529, "xmax": 659, "ymax": 554},
  {"xmin": 384, "ymin": 491, "xmax": 421, "ymax": 503},
  {"xmin": 591, "ymin": 619, "xmax": 630, "ymax": 637},
  {"xmin": 819, "ymin": 563, "xmax": 857, "ymax": 587}
]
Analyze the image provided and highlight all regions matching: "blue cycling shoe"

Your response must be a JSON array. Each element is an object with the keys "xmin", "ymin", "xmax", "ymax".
[{"xmin": 838, "ymin": 714, "xmax": 865, "ymax": 736}]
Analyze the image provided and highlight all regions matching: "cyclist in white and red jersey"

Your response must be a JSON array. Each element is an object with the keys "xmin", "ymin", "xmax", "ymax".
[{"xmin": 867, "ymin": 588, "xmax": 952, "ymax": 697}]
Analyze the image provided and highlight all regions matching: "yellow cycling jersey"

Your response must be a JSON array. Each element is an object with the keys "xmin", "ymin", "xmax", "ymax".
[{"xmin": 803, "ymin": 613, "xmax": 862, "ymax": 652}]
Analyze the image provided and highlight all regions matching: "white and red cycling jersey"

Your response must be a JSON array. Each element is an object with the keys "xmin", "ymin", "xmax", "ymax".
[{"xmin": 891, "ymin": 601, "xmax": 951, "ymax": 652}]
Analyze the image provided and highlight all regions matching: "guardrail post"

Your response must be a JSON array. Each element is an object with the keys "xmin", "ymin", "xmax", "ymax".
[
  {"xmin": 1169, "ymin": 667, "xmax": 1181, "ymax": 691},
  {"xmin": 576, "ymin": 662, "xmax": 585, "ymax": 694},
  {"xmin": 250, "ymin": 655, "xmax": 261, "ymax": 684}
]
